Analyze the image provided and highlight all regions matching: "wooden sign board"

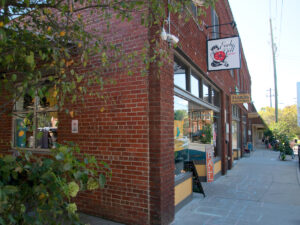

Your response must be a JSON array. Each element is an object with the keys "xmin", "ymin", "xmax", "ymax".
[
  {"xmin": 248, "ymin": 112, "xmax": 259, "ymax": 118},
  {"xmin": 205, "ymin": 145, "xmax": 214, "ymax": 183},
  {"xmin": 231, "ymin": 94, "xmax": 250, "ymax": 104}
]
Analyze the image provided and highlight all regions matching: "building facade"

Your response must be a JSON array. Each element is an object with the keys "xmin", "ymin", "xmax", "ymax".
[{"xmin": 0, "ymin": 1, "xmax": 263, "ymax": 224}]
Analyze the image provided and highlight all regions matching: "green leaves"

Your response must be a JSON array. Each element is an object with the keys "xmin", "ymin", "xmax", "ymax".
[
  {"xmin": 2, "ymin": 185, "xmax": 19, "ymax": 194},
  {"xmin": 25, "ymin": 51, "xmax": 35, "ymax": 69},
  {"xmin": 2, "ymin": 155, "xmax": 15, "ymax": 163},
  {"xmin": 0, "ymin": 144, "xmax": 111, "ymax": 224}
]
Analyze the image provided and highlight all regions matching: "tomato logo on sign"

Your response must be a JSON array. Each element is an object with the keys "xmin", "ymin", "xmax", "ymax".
[{"xmin": 214, "ymin": 51, "xmax": 226, "ymax": 61}]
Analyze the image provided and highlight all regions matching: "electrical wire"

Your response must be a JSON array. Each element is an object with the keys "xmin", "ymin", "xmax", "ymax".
[{"xmin": 278, "ymin": 0, "xmax": 284, "ymax": 53}]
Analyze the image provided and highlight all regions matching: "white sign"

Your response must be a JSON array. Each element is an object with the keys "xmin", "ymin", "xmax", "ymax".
[
  {"xmin": 207, "ymin": 36, "xmax": 241, "ymax": 71},
  {"xmin": 72, "ymin": 120, "xmax": 78, "ymax": 133},
  {"xmin": 297, "ymin": 82, "xmax": 300, "ymax": 127}
]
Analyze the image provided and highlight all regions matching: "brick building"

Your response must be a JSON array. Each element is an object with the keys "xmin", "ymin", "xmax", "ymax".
[{"xmin": 0, "ymin": 0, "xmax": 264, "ymax": 224}]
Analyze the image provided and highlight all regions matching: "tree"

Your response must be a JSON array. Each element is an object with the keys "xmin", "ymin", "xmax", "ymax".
[
  {"xmin": 0, "ymin": 0, "xmax": 215, "ymax": 114},
  {"xmin": 259, "ymin": 105, "xmax": 300, "ymax": 140},
  {"xmin": 259, "ymin": 106, "xmax": 275, "ymax": 125},
  {"xmin": 0, "ymin": 0, "xmax": 216, "ymax": 224}
]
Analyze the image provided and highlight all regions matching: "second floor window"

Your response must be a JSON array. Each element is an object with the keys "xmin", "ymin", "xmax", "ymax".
[{"xmin": 211, "ymin": 8, "xmax": 219, "ymax": 39}]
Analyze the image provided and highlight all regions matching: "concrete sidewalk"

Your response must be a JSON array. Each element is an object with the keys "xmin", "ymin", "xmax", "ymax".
[
  {"xmin": 79, "ymin": 148, "xmax": 300, "ymax": 225},
  {"xmin": 172, "ymin": 148, "xmax": 300, "ymax": 225}
]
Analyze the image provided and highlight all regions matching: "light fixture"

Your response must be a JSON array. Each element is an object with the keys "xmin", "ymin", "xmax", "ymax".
[
  {"xmin": 160, "ymin": 28, "xmax": 179, "ymax": 44},
  {"xmin": 167, "ymin": 34, "xmax": 179, "ymax": 44},
  {"xmin": 192, "ymin": 0, "xmax": 205, "ymax": 6},
  {"xmin": 161, "ymin": 27, "xmax": 167, "ymax": 41}
]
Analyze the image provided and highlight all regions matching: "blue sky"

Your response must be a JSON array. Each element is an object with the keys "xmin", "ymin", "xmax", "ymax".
[{"xmin": 228, "ymin": 0, "xmax": 299, "ymax": 111}]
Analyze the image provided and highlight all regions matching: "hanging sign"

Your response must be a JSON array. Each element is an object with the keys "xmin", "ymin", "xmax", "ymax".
[
  {"xmin": 248, "ymin": 112, "xmax": 259, "ymax": 118},
  {"xmin": 207, "ymin": 36, "xmax": 241, "ymax": 71},
  {"xmin": 231, "ymin": 94, "xmax": 250, "ymax": 104}
]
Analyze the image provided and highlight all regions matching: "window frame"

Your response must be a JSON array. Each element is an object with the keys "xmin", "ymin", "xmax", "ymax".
[
  {"xmin": 211, "ymin": 8, "xmax": 219, "ymax": 39},
  {"xmin": 12, "ymin": 89, "xmax": 58, "ymax": 151}
]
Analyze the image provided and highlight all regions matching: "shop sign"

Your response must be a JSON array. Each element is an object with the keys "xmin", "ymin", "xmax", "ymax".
[
  {"xmin": 205, "ymin": 145, "xmax": 214, "ymax": 182},
  {"xmin": 207, "ymin": 36, "xmax": 241, "ymax": 71},
  {"xmin": 248, "ymin": 112, "xmax": 259, "ymax": 118},
  {"xmin": 231, "ymin": 94, "xmax": 250, "ymax": 104}
]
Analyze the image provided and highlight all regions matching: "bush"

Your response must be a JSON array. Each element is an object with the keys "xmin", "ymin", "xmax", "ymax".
[
  {"xmin": 201, "ymin": 124, "xmax": 212, "ymax": 144},
  {"xmin": 0, "ymin": 143, "xmax": 111, "ymax": 225},
  {"xmin": 276, "ymin": 134, "xmax": 293, "ymax": 160}
]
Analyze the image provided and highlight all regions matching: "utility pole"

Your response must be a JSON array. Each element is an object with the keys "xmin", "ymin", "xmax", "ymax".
[{"xmin": 269, "ymin": 19, "xmax": 278, "ymax": 123}]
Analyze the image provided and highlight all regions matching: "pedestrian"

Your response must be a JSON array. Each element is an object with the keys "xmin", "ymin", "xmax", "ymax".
[{"xmin": 265, "ymin": 137, "xmax": 269, "ymax": 149}]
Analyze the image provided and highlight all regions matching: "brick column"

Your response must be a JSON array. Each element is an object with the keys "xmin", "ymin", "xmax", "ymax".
[
  {"xmin": 221, "ymin": 91, "xmax": 227, "ymax": 175},
  {"xmin": 228, "ymin": 96, "xmax": 233, "ymax": 170},
  {"xmin": 148, "ymin": 27, "xmax": 175, "ymax": 225}
]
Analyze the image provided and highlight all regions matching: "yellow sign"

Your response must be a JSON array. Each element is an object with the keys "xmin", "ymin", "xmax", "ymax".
[
  {"xmin": 231, "ymin": 94, "xmax": 250, "ymax": 104},
  {"xmin": 248, "ymin": 112, "xmax": 259, "ymax": 118}
]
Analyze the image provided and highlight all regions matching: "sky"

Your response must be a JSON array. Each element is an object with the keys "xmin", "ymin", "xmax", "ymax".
[{"xmin": 228, "ymin": 0, "xmax": 300, "ymax": 111}]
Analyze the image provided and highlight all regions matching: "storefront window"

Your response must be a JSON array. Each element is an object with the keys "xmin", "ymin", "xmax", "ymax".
[
  {"xmin": 212, "ymin": 89, "xmax": 220, "ymax": 106},
  {"xmin": 174, "ymin": 59, "xmax": 187, "ymax": 90},
  {"xmin": 243, "ymin": 123, "xmax": 247, "ymax": 146},
  {"xmin": 203, "ymin": 83, "xmax": 210, "ymax": 102},
  {"xmin": 190, "ymin": 74, "xmax": 199, "ymax": 98},
  {"xmin": 232, "ymin": 121, "xmax": 239, "ymax": 149},
  {"xmin": 13, "ymin": 86, "xmax": 58, "ymax": 149},
  {"xmin": 174, "ymin": 96, "xmax": 216, "ymax": 175}
]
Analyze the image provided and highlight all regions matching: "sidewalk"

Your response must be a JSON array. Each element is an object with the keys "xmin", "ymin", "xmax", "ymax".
[
  {"xmin": 79, "ymin": 213, "xmax": 123, "ymax": 225},
  {"xmin": 172, "ymin": 148, "xmax": 300, "ymax": 225}
]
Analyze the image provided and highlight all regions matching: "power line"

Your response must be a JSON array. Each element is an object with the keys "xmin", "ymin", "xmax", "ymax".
[{"xmin": 278, "ymin": 0, "xmax": 284, "ymax": 51}]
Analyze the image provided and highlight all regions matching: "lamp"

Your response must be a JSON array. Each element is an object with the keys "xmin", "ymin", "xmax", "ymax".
[{"xmin": 160, "ymin": 28, "xmax": 179, "ymax": 44}]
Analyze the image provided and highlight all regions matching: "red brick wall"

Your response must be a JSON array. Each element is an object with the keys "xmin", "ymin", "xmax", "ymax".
[
  {"xmin": 0, "ymin": 1, "xmax": 253, "ymax": 224},
  {"xmin": 0, "ymin": 93, "xmax": 12, "ymax": 152},
  {"xmin": 148, "ymin": 25, "xmax": 175, "ymax": 225},
  {"xmin": 56, "ymin": 12, "xmax": 153, "ymax": 224}
]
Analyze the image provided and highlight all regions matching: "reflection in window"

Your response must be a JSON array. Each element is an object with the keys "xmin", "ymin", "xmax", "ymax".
[
  {"xmin": 212, "ymin": 89, "xmax": 220, "ymax": 106},
  {"xmin": 190, "ymin": 75, "xmax": 199, "ymax": 97},
  {"xmin": 174, "ymin": 60, "xmax": 187, "ymax": 90},
  {"xmin": 232, "ymin": 121, "xmax": 239, "ymax": 149},
  {"xmin": 203, "ymin": 83, "xmax": 209, "ymax": 102},
  {"xmin": 13, "ymin": 86, "xmax": 58, "ymax": 149},
  {"xmin": 174, "ymin": 96, "xmax": 217, "ymax": 175}
]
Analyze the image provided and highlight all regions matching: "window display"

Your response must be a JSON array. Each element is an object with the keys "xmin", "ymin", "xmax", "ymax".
[
  {"xmin": 174, "ymin": 96, "xmax": 218, "ymax": 175},
  {"xmin": 13, "ymin": 87, "xmax": 58, "ymax": 149}
]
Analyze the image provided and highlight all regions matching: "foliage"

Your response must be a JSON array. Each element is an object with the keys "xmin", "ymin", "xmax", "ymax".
[
  {"xmin": 276, "ymin": 134, "xmax": 294, "ymax": 161},
  {"xmin": 264, "ymin": 128, "xmax": 293, "ymax": 160},
  {"xmin": 174, "ymin": 109, "xmax": 188, "ymax": 121},
  {"xmin": 0, "ymin": 1, "xmax": 216, "ymax": 222},
  {"xmin": 259, "ymin": 105, "xmax": 300, "ymax": 140},
  {"xmin": 199, "ymin": 124, "xmax": 212, "ymax": 144},
  {"xmin": 0, "ymin": 0, "xmax": 216, "ymax": 115},
  {"xmin": 0, "ymin": 143, "xmax": 111, "ymax": 225}
]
